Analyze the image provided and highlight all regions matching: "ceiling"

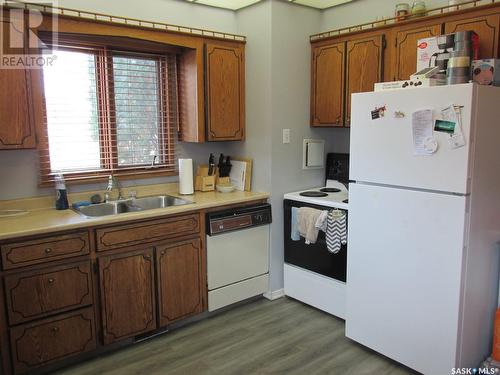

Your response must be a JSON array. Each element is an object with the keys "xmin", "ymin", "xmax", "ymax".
[{"xmin": 182, "ymin": 0, "xmax": 353, "ymax": 11}]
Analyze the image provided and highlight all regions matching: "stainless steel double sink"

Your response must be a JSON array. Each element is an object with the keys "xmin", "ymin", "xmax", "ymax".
[{"xmin": 74, "ymin": 195, "xmax": 192, "ymax": 218}]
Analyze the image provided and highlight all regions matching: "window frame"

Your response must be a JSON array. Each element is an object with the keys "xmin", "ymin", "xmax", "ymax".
[{"xmin": 37, "ymin": 34, "xmax": 179, "ymax": 186}]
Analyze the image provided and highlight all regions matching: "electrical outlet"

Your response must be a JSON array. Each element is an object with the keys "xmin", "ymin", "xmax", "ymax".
[{"xmin": 282, "ymin": 128, "xmax": 291, "ymax": 144}]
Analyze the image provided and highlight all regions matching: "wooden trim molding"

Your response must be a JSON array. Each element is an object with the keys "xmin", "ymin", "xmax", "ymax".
[
  {"xmin": 310, "ymin": 0, "xmax": 500, "ymax": 41},
  {"xmin": 5, "ymin": 2, "xmax": 246, "ymax": 42}
]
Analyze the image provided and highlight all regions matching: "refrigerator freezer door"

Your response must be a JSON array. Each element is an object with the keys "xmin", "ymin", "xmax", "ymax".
[
  {"xmin": 350, "ymin": 84, "xmax": 475, "ymax": 194},
  {"xmin": 346, "ymin": 183, "xmax": 467, "ymax": 375}
]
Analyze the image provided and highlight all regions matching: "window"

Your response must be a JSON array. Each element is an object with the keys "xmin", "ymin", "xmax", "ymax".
[{"xmin": 38, "ymin": 37, "xmax": 178, "ymax": 184}]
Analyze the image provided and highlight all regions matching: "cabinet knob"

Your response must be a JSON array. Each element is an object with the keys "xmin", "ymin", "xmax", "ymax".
[
  {"xmin": 143, "ymin": 255, "xmax": 151, "ymax": 260},
  {"xmin": 48, "ymin": 278, "xmax": 55, "ymax": 284},
  {"xmin": 160, "ymin": 250, "xmax": 166, "ymax": 256},
  {"xmin": 45, "ymin": 248, "xmax": 52, "ymax": 254},
  {"xmin": 52, "ymin": 327, "xmax": 59, "ymax": 333},
  {"xmin": 335, "ymin": 117, "xmax": 340, "ymax": 125}
]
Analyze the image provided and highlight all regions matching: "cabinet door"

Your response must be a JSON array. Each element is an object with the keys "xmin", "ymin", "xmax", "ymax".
[
  {"xmin": 99, "ymin": 248, "xmax": 156, "ymax": 344},
  {"xmin": 345, "ymin": 35, "xmax": 384, "ymax": 127},
  {"xmin": 445, "ymin": 14, "xmax": 500, "ymax": 59},
  {"xmin": 310, "ymin": 42, "xmax": 345, "ymax": 127},
  {"xmin": 205, "ymin": 43, "xmax": 245, "ymax": 141},
  {"xmin": 0, "ymin": 16, "xmax": 36, "ymax": 149},
  {"xmin": 395, "ymin": 23, "xmax": 442, "ymax": 80},
  {"xmin": 157, "ymin": 238, "xmax": 205, "ymax": 326},
  {"xmin": 10, "ymin": 308, "xmax": 96, "ymax": 374},
  {"xmin": 5, "ymin": 262, "xmax": 93, "ymax": 325}
]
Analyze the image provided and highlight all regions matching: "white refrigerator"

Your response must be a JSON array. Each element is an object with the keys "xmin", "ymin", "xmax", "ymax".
[{"xmin": 347, "ymin": 83, "xmax": 500, "ymax": 375}]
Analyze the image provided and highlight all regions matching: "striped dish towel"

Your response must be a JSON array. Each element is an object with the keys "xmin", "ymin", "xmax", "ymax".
[{"xmin": 326, "ymin": 211, "xmax": 347, "ymax": 254}]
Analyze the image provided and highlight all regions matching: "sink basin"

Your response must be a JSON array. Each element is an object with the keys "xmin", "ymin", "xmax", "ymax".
[
  {"xmin": 133, "ymin": 195, "xmax": 191, "ymax": 210},
  {"xmin": 74, "ymin": 195, "xmax": 192, "ymax": 218}
]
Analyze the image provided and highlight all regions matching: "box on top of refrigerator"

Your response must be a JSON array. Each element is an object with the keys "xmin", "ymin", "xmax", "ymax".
[
  {"xmin": 417, "ymin": 37, "xmax": 440, "ymax": 72},
  {"xmin": 472, "ymin": 59, "xmax": 500, "ymax": 86}
]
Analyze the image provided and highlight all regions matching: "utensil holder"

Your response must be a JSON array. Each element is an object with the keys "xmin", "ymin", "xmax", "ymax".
[{"xmin": 195, "ymin": 165, "xmax": 216, "ymax": 192}]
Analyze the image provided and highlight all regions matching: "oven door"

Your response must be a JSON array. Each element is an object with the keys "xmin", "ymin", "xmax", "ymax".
[{"xmin": 284, "ymin": 199, "xmax": 347, "ymax": 282}]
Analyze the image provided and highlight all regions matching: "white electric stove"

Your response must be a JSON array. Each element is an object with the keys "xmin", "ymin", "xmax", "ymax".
[
  {"xmin": 283, "ymin": 179, "xmax": 349, "ymax": 209},
  {"xmin": 283, "ymin": 153, "xmax": 349, "ymax": 319}
]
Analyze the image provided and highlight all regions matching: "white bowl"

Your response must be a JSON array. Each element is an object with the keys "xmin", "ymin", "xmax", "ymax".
[{"xmin": 216, "ymin": 184, "xmax": 235, "ymax": 193}]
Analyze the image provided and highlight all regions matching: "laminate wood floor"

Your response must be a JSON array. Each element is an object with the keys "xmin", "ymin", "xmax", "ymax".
[{"xmin": 56, "ymin": 297, "xmax": 417, "ymax": 375}]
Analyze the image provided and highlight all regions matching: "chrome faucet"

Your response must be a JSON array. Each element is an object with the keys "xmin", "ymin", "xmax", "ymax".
[{"xmin": 105, "ymin": 175, "xmax": 123, "ymax": 202}]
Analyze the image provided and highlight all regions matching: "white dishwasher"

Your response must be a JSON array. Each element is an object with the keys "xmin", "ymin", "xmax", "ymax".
[{"xmin": 206, "ymin": 204, "xmax": 271, "ymax": 311}]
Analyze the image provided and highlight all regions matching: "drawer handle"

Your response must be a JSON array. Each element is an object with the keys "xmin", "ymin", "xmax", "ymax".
[
  {"xmin": 45, "ymin": 248, "xmax": 53, "ymax": 254},
  {"xmin": 48, "ymin": 278, "xmax": 55, "ymax": 284},
  {"xmin": 52, "ymin": 327, "xmax": 59, "ymax": 333}
]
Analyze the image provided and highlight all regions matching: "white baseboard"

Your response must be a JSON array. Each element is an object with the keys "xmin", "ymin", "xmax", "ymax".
[{"xmin": 264, "ymin": 288, "xmax": 285, "ymax": 301}]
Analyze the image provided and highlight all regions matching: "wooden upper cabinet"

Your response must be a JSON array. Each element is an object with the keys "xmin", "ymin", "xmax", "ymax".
[
  {"xmin": 394, "ymin": 23, "xmax": 442, "ymax": 80},
  {"xmin": 311, "ymin": 42, "xmax": 345, "ymax": 127},
  {"xmin": 445, "ymin": 14, "xmax": 500, "ymax": 59},
  {"xmin": 0, "ymin": 16, "xmax": 36, "ymax": 150},
  {"xmin": 99, "ymin": 248, "xmax": 156, "ymax": 344},
  {"xmin": 205, "ymin": 42, "xmax": 245, "ymax": 141},
  {"xmin": 345, "ymin": 35, "xmax": 384, "ymax": 126},
  {"xmin": 156, "ymin": 238, "xmax": 205, "ymax": 326}
]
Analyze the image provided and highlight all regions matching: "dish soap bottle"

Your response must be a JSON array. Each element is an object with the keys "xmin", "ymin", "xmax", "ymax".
[{"xmin": 55, "ymin": 173, "xmax": 69, "ymax": 210}]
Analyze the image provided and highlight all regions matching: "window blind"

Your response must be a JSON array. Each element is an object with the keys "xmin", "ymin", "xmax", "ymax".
[{"xmin": 37, "ymin": 38, "xmax": 179, "ymax": 185}]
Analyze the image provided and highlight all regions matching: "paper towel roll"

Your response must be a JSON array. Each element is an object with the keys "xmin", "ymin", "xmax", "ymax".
[{"xmin": 178, "ymin": 158, "xmax": 194, "ymax": 195}]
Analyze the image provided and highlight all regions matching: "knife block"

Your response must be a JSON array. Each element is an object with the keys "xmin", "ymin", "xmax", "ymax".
[{"xmin": 195, "ymin": 165, "xmax": 216, "ymax": 192}]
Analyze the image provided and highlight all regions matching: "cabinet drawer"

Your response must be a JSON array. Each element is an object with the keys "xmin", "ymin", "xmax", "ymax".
[
  {"xmin": 5, "ymin": 262, "xmax": 93, "ymax": 325},
  {"xmin": 96, "ymin": 214, "xmax": 200, "ymax": 251},
  {"xmin": 1, "ymin": 232, "xmax": 90, "ymax": 270},
  {"xmin": 10, "ymin": 307, "xmax": 96, "ymax": 374}
]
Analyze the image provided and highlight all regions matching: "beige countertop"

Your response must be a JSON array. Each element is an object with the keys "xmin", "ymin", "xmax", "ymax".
[{"xmin": 0, "ymin": 188, "xmax": 269, "ymax": 241}]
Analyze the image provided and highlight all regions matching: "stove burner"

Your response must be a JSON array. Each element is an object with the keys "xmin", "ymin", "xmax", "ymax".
[
  {"xmin": 320, "ymin": 188, "xmax": 341, "ymax": 193},
  {"xmin": 299, "ymin": 191, "xmax": 329, "ymax": 198},
  {"xmin": 343, "ymin": 199, "xmax": 349, "ymax": 204}
]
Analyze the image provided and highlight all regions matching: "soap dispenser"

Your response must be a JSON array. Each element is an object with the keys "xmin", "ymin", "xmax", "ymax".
[{"xmin": 55, "ymin": 173, "xmax": 69, "ymax": 210}]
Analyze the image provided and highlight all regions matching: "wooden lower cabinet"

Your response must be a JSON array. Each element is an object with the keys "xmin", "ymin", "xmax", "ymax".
[
  {"xmin": 1, "ymin": 232, "xmax": 90, "ymax": 270},
  {"xmin": 4, "ymin": 262, "xmax": 93, "ymax": 325},
  {"xmin": 9, "ymin": 308, "xmax": 96, "ymax": 374},
  {"xmin": 0, "ymin": 209, "xmax": 214, "ymax": 374},
  {"xmin": 157, "ymin": 238, "xmax": 205, "ymax": 326},
  {"xmin": 99, "ymin": 248, "xmax": 156, "ymax": 344}
]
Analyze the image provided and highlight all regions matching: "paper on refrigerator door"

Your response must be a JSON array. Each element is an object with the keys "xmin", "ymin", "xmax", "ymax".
[
  {"xmin": 412, "ymin": 109, "xmax": 434, "ymax": 156},
  {"xmin": 441, "ymin": 104, "xmax": 466, "ymax": 149}
]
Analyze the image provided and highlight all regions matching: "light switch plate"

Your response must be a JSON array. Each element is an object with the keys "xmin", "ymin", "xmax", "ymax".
[
  {"xmin": 282, "ymin": 129, "xmax": 291, "ymax": 144},
  {"xmin": 303, "ymin": 139, "xmax": 325, "ymax": 169}
]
